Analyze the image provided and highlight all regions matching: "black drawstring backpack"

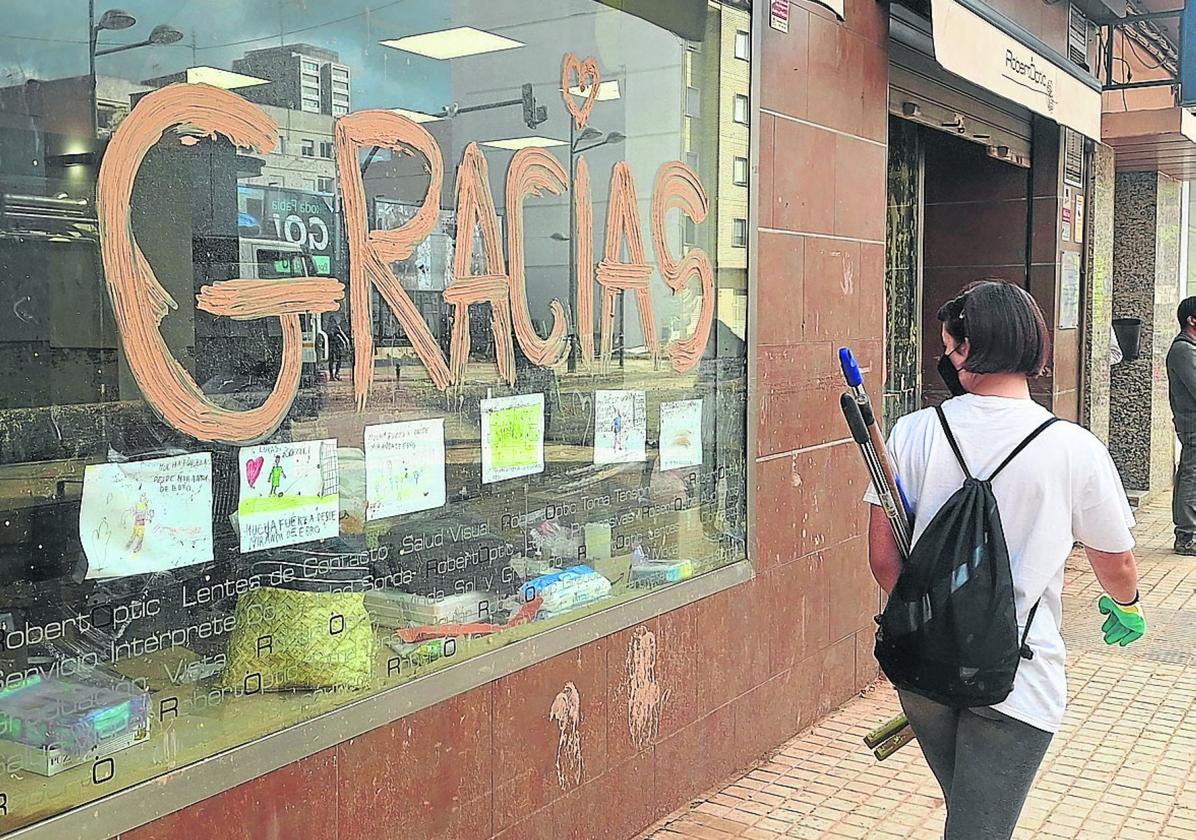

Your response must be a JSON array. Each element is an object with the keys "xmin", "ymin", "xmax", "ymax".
[{"xmin": 875, "ymin": 405, "xmax": 1059, "ymax": 708}]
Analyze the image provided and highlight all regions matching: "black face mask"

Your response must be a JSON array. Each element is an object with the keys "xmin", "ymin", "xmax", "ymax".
[{"xmin": 938, "ymin": 354, "xmax": 967, "ymax": 397}]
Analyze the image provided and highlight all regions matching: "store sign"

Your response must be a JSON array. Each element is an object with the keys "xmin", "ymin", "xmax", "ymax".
[
  {"xmin": 930, "ymin": 0, "xmax": 1101, "ymax": 139},
  {"xmin": 238, "ymin": 185, "xmax": 338, "ymax": 276},
  {"xmin": 96, "ymin": 59, "xmax": 714, "ymax": 446}
]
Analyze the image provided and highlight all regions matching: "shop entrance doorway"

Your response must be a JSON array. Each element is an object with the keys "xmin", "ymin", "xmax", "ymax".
[{"xmin": 883, "ymin": 117, "xmax": 1033, "ymax": 426}]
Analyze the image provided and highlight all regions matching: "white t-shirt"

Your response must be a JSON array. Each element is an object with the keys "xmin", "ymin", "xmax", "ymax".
[{"xmin": 865, "ymin": 394, "xmax": 1135, "ymax": 733}]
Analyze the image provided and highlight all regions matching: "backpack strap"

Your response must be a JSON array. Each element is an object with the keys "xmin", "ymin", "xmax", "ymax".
[
  {"xmin": 934, "ymin": 405, "xmax": 973, "ymax": 480},
  {"xmin": 988, "ymin": 417, "xmax": 1060, "ymax": 480},
  {"xmin": 1019, "ymin": 599, "xmax": 1041, "ymax": 660}
]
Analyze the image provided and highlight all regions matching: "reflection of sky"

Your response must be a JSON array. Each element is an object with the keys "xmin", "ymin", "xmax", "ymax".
[{"xmin": 0, "ymin": 0, "xmax": 451, "ymax": 112}]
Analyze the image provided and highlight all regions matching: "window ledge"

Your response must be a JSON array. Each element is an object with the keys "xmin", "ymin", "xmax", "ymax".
[{"xmin": 8, "ymin": 560, "xmax": 753, "ymax": 840}]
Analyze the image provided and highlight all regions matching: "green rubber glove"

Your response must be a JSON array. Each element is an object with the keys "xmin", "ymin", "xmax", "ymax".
[{"xmin": 1097, "ymin": 594, "xmax": 1145, "ymax": 646}]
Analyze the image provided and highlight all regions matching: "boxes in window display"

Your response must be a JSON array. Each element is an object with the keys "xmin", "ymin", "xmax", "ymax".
[
  {"xmin": 629, "ymin": 559, "xmax": 696, "ymax": 587},
  {"xmin": 515, "ymin": 565, "xmax": 612, "ymax": 618},
  {"xmin": 0, "ymin": 672, "xmax": 150, "ymax": 776},
  {"xmin": 364, "ymin": 589, "xmax": 498, "ymax": 628}
]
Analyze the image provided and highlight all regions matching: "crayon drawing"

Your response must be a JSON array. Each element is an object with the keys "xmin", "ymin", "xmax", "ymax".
[
  {"xmin": 659, "ymin": 399, "xmax": 703, "ymax": 471},
  {"xmin": 80, "ymin": 453, "xmax": 213, "ymax": 579},
  {"xmin": 481, "ymin": 393, "xmax": 545, "ymax": 483},
  {"xmin": 238, "ymin": 439, "xmax": 339, "ymax": 552},
  {"xmin": 594, "ymin": 390, "xmax": 647, "ymax": 465},
  {"xmin": 364, "ymin": 419, "xmax": 447, "ymax": 520}
]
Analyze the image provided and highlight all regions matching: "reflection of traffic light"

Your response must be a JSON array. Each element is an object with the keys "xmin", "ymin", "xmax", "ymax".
[
  {"xmin": 522, "ymin": 84, "xmax": 534, "ymax": 127},
  {"xmin": 522, "ymin": 83, "xmax": 547, "ymax": 129}
]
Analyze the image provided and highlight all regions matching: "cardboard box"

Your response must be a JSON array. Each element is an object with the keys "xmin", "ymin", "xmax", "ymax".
[{"xmin": 0, "ymin": 723, "xmax": 149, "ymax": 777}]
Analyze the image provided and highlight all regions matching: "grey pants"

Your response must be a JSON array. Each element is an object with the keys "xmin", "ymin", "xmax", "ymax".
[
  {"xmin": 898, "ymin": 690, "xmax": 1053, "ymax": 840},
  {"xmin": 1175, "ymin": 435, "xmax": 1196, "ymax": 540}
]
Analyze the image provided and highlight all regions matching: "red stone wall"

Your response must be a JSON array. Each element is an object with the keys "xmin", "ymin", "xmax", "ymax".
[{"xmin": 113, "ymin": 3, "xmax": 891, "ymax": 838}]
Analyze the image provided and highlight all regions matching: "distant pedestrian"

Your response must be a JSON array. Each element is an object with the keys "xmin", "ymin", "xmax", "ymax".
[
  {"xmin": 1167, "ymin": 296, "xmax": 1196, "ymax": 555},
  {"xmin": 327, "ymin": 313, "xmax": 350, "ymax": 381},
  {"xmin": 867, "ymin": 280, "xmax": 1144, "ymax": 840}
]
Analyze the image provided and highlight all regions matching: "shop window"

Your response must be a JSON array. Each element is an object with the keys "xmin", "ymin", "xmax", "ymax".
[
  {"xmin": 0, "ymin": 1, "xmax": 750, "ymax": 833},
  {"xmin": 733, "ymin": 93, "xmax": 749, "ymax": 124},
  {"xmin": 733, "ymin": 156, "xmax": 748, "ymax": 186}
]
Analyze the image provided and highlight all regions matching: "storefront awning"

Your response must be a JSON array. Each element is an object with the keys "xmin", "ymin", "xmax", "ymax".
[
  {"xmin": 1102, "ymin": 108, "xmax": 1196, "ymax": 180},
  {"xmin": 929, "ymin": 0, "xmax": 1103, "ymax": 140}
]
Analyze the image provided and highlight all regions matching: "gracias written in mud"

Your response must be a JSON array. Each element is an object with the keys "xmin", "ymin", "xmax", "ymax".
[{"xmin": 97, "ymin": 55, "xmax": 717, "ymax": 447}]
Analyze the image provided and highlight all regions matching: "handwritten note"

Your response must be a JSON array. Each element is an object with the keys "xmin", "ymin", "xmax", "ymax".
[
  {"xmin": 364, "ymin": 419, "xmax": 447, "ymax": 520},
  {"xmin": 238, "ymin": 439, "xmax": 339, "ymax": 553},
  {"xmin": 659, "ymin": 399, "xmax": 703, "ymax": 471},
  {"xmin": 80, "ymin": 453, "xmax": 213, "ymax": 579},
  {"xmin": 481, "ymin": 393, "xmax": 545, "ymax": 483}
]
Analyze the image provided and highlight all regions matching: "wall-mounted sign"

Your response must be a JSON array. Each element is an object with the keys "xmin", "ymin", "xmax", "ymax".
[
  {"xmin": 770, "ymin": 0, "xmax": 790, "ymax": 32},
  {"xmin": 1060, "ymin": 250, "xmax": 1081, "ymax": 330},
  {"xmin": 770, "ymin": 0, "xmax": 843, "ymax": 25},
  {"xmin": 1062, "ymin": 185, "xmax": 1074, "ymax": 242},
  {"xmin": 930, "ymin": 0, "xmax": 1101, "ymax": 139}
]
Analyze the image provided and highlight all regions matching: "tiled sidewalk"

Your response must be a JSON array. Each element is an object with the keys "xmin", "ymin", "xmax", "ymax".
[{"xmin": 640, "ymin": 494, "xmax": 1196, "ymax": 839}]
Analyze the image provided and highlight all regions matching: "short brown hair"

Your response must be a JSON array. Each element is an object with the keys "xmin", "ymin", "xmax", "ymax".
[{"xmin": 937, "ymin": 281, "xmax": 1051, "ymax": 377}]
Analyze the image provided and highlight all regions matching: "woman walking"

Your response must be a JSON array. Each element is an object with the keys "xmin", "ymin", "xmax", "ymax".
[{"xmin": 866, "ymin": 280, "xmax": 1146, "ymax": 840}]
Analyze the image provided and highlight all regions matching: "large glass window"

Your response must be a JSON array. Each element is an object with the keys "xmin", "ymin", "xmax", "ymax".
[{"xmin": 0, "ymin": 0, "xmax": 749, "ymax": 831}]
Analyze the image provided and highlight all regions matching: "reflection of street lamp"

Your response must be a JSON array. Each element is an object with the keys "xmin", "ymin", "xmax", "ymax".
[
  {"xmin": 96, "ymin": 24, "xmax": 185, "ymax": 56},
  {"xmin": 88, "ymin": 3, "xmax": 185, "ymax": 137},
  {"xmin": 561, "ymin": 123, "xmax": 625, "ymax": 371}
]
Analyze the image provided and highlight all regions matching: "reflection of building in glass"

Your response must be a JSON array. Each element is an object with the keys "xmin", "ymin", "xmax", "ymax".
[
  {"xmin": 248, "ymin": 105, "xmax": 337, "ymax": 194},
  {"xmin": 686, "ymin": 3, "xmax": 750, "ymax": 341},
  {"xmin": 0, "ymin": 75, "xmax": 153, "ymax": 409},
  {"xmin": 433, "ymin": 0, "xmax": 688, "ymax": 357},
  {"xmin": 217, "ymin": 44, "xmax": 354, "ymax": 194},
  {"xmin": 0, "ymin": 75, "xmax": 151, "ymax": 142},
  {"xmin": 232, "ymin": 44, "xmax": 351, "ymax": 117}
]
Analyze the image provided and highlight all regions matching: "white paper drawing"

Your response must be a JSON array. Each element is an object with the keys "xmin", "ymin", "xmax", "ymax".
[
  {"xmin": 594, "ymin": 390, "xmax": 647, "ymax": 465},
  {"xmin": 80, "ymin": 453, "xmax": 213, "ymax": 579},
  {"xmin": 238, "ymin": 439, "xmax": 339, "ymax": 553},
  {"xmin": 481, "ymin": 393, "xmax": 545, "ymax": 484},
  {"xmin": 659, "ymin": 399, "xmax": 703, "ymax": 471},
  {"xmin": 364, "ymin": 419, "xmax": 447, "ymax": 520}
]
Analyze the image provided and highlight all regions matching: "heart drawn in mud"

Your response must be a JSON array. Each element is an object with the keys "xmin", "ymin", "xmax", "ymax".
[
  {"xmin": 562, "ymin": 53, "xmax": 601, "ymax": 130},
  {"xmin": 245, "ymin": 456, "xmax": 265, "ymax": 488}
]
